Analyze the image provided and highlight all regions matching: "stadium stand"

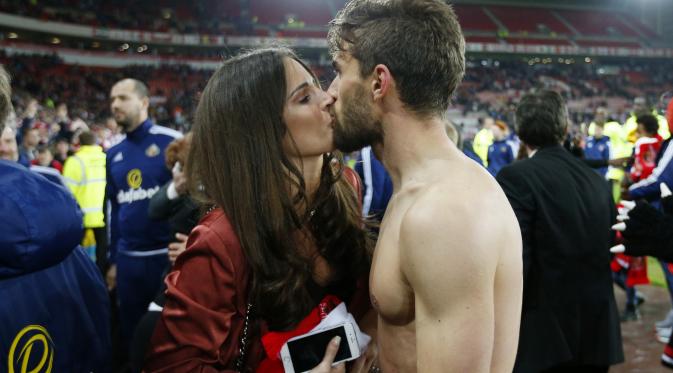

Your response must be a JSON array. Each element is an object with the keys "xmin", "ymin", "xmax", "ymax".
[
  {"xmin": 488, "ymin": 6, "xmax": 572, "ymax": 35},
  {"xmin": 454, "ymin": 5, "xmax": 500, "ymax": 32}
]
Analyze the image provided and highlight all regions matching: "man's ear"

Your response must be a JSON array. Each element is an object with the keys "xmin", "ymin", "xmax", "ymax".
[
  {"xmin": 142, "ymin": 96, "xmax": 150, "ymax": 110},
  {"xmin": 371, "ymin": 64, "xmax": 392, "ymax": 102}
]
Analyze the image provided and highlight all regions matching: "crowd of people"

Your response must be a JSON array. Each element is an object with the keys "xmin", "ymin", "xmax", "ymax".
[
  {"xmin": 1, "ymin": 52, "xmax": 209, "ymax": 134},
  {"xmin": 3, "ymin": 50, "xmax": 672, "ymax": 145},
  {"xmin": 1, "ymin": 0, "xmax": 238, "ymax": 34},
  {"xmin": 3, "ymin": 0, "xmax": 673, "ymax": 372},
  {"xmin": 456, "ymin": 59, "xmax": 673, "ymax": 126}
]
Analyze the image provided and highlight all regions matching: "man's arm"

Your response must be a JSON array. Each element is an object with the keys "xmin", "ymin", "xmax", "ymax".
[
  {"xmin": 496, "ymin": 167, "xmax": 535, "ymax": 281},
  {"xmin": 148, "ymin": 182, "xmax": 177, "ymax": 221},
  {"xmin": 399, "ymin": 199, "xmax": 499, "ymax": 372},
  {"xmin": 105, "ymin": 161, "xmax": 119, "ymax": 262},
  {"xmin": 104, "ymin": 158, "xmax": 120, "ymax": 289},
  {"xmin": 629, "ymin": 165, "xmax": 673, "ymax": 201}
]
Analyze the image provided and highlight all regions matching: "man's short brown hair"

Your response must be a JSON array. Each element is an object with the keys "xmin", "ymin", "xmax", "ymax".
[
  {"xmin": 328, "ymin": 0, "xmax": 465, "ymax": 117},
  {"xmin": 0, "ymin": 65, "xmax": 11, "ymax": 132},
  {"xmin": 78, "ymin": 131, "xmax": 96, "ymax": 146}
]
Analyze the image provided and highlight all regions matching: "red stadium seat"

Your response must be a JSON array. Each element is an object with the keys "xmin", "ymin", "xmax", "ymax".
[
  {"xmin": 488, "ymin": 6, "xmax": 572, "ymax": 35},
  {"xmin": 556, "ymin": 9, "xmax": 639, "ymax": 37},
  {"xmin": 454, "ymin": 5, "xmax": 499, "ymax": 32}
]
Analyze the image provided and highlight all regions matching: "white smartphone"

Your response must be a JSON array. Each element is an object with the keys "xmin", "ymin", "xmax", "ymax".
[{"xmin": 280, "ymin": 322, "xmax": 360, "ymax": 373}]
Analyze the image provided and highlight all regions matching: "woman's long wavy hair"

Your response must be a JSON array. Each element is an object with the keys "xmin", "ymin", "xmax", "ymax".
[{"xmin": 187, "ymin": 47, "xmax": 372, "ymax": 330}]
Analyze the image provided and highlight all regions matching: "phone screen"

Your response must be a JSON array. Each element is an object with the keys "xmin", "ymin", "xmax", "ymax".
[{"xmin": 286, "ymin": 325, "xmax": 353, "ymax": 372}]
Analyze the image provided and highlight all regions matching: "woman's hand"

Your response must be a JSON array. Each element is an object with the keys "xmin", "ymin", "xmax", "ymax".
[
  {"xmin": 309, "ymin": 336, "xmax": 346, "ymax": 373},
  {"xmin": 350, "ymin": 341, "xmax": 378, "ymax": 373},
  {"xmin": 168, "ymin": 233, "xmax": 189, "ymax": 264}
]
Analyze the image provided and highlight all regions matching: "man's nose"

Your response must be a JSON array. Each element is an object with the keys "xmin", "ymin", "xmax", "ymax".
[
  {"xmin": 326, "ymin": 77, "xmax": 339, "ymax": 100},
  {"xmin": 320, "ymin": 89, "xmax": 335, "ymax": 109}
]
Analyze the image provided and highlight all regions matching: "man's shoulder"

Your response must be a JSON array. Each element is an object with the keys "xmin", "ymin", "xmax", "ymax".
[
  {"xmin": 83, "ymin": 144, "xmax": 106, "ymax": 154},
  {"xmin": 398, "ymin": 194, "xmax": 462, "ymax": 265},
  {"xmin": 29, "ymin": 165, "xmax": 66, "ymax": 187},
  {"xmin": 148, "ymin": 125, "xmax": 183, "ymax": 143},
  {"xmin": 76, "ymin": 146, "xmax": 105, "ymax": 161},
  {"xmin": 397, "ymin": 181, "xmax": 518, "ymax": 275},
  {"xmin": 106, "ymin": 140, "xmax": 126, "ymax": 157},
  {"xmin": 399, "ymin": 182, "xmax": 490, "ymax": 239},
  {"xmin": 105, "ymin": 142, "xmax": 128, "ymax": 169},
  {"xmin": 498, "ymin": 156, "xmax": 535, "ymax": 177},
  {"xmin": 1, "ymin": 161, "xmax": 63, "ymax": 191},
  {"xmin": 1, "ymin": 161, "xmax": 36, "ymax": 192}
]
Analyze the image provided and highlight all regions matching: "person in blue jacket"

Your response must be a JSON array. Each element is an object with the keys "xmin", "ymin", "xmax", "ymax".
[
  {"xmin": 487, "ymin": 120, "xmax": 515, "ymax": 176},
  {"xmin": 0, "ymin": 65, "xmax": 110, "ymax": 372},
  {"xmin": 354, "ymin": 145, "xmax": 393, "ymax": 221},
  {"xmin": 584, "ymin": 122, "xmax": 611, "ymax": 179},
  {"xmin": 106, "ymin": 79, "xmax": 183, "ymax": 352}
]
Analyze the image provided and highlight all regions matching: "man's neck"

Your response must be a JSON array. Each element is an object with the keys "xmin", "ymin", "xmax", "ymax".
[
  {"xmin": 377, "ymin": 111, "xmax": 459, "ymax": 191},
  {"xmin": 126, "ymin": 115, "xmax": 149, "ymax": 133}
]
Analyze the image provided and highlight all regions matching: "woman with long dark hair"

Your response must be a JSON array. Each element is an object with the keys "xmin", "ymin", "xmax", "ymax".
[{"xmin": 144, "ymin": 47, "xmax": 375, "ymax": 372}]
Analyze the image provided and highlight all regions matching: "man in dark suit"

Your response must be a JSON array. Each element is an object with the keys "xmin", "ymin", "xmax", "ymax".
[{"xmin": 496, "ymin": 90, "xmax": 623, "ymax": 373}]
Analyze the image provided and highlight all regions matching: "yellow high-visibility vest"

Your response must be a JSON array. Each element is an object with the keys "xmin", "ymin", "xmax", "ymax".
[
  {"xmin": 473, "ymin": 128, "xmax": 494, "ymax": 166},
  {"xmin": 63, "ymin": 145, "xmax": 107, "ymax": 228}
]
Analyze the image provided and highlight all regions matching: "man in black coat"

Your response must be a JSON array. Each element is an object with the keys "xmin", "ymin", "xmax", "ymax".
[{"xmin": 496, "ymin": 90, "xmax": 624, "ymax": 373}]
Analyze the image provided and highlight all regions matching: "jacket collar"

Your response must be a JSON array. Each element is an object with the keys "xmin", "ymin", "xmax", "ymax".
[
  {"xmin": 530, "ymin": 144, "xmax": 565, "ymax": 158},
  {"xmin": 126, "ymin": 119, "xmax": 153, "ymax": 142}
]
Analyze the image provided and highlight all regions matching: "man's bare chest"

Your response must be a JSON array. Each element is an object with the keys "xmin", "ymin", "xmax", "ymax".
[{"xmin": 370, "ymin": 204, "xmax": 415, "ymax": 326}]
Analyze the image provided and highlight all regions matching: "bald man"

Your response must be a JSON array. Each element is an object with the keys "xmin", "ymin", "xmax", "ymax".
[{"xmin": 106, "ymin": 79, "xmax": 182, "ymax": 350}]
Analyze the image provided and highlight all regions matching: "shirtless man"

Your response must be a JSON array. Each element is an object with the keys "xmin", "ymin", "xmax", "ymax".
[{"xmin": 326, "ymin": 1, "xmax": 523, "ymax": 371}]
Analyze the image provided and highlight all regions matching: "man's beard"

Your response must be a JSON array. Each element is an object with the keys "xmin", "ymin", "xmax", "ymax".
[
  {"xmin": 114, "ymin": 112, "xmax": 137, "ymax": 133},
  {"xmin": 332, "ymin": 85, "xmax": 383, "ymax": 153}
]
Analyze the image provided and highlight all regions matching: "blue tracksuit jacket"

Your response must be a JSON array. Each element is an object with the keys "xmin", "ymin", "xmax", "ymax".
[{"xmin": 0, "ymin": 160, "xmax": 110, "ymax": 372}]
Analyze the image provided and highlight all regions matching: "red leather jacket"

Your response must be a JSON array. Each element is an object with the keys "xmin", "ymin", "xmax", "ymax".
[{"xmin": 144, "ymin": 168, "xmax": 368, "ymax": 372}]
